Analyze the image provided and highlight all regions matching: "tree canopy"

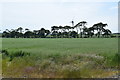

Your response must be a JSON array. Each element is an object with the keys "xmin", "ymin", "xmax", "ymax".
[{"xmin": 2, "ymin": 21, "xmax": 112, "ymax": 38}]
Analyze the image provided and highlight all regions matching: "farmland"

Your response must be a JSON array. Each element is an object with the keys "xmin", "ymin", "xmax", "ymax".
[{"xmin": 1, "ymin": 38, "xmax": 119, "ymax": 78}]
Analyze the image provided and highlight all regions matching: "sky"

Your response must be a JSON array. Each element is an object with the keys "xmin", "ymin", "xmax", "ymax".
[{"xmin": 0, "ymin": 0, "xmax": 119, "ymax": 33}]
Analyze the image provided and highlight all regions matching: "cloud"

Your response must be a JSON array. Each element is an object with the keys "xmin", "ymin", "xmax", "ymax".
[
  {"xmin": 0, "ymin": 2, "xmax": 118, "ymax": 33},
  {"xmin": 110, "ymin": 6, "xmax": 118, "ymax": 10},
  {"xmin": 0, "ymin": 0, "xmax": 119, "ymax": 3}
]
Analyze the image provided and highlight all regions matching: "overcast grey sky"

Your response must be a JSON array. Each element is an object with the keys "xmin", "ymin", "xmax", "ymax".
[{"xmin": 0, "ymin": 0, "xmax": 119, "ymax": 33}]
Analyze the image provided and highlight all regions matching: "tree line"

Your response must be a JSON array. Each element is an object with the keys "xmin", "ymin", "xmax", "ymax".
[{"xmin": 2, "ymin": 21, "xmax": 112, "ymax": 38}]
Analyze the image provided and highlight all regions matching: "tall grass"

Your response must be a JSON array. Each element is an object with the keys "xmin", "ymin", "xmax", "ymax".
[{"xmin": 2, "ymin": 38, "xmax": 119, "ymax": 78}]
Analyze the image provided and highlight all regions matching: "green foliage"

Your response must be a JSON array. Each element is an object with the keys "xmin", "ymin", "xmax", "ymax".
[
  {"xmin": 109, "ymin": 53, "xmax": 120, "ymax": 67},
  {"xmin": 1, "ymin": 49, "xmax": 9, "ymax": 56},
  {"xmin": 11, "ymin": 51, "xmax": 30, "ymax": 57},
  {"xmin": 2, "ymin": 50, "xmax": 30, "ymax": 61},
  {"xmin": 113, "ymin": 53, "xmax": 120, "ymax": 63},
  {"xmin": 2, "ymin": 22, "xmax": 112, "ymax": 38}
]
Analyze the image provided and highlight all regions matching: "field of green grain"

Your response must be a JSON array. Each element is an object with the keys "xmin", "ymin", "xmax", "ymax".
[{"xmin": 1, "ymin": 38, "xmax": 119, "ymax": 78}]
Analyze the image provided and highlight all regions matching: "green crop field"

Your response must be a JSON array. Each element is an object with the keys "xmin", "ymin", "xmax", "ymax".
[{"xmin": 1, "ymin": 38, "xmax": 119, "ymax": 78}]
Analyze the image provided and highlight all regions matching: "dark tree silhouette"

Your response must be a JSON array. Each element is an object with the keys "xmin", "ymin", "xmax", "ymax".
[
  {"xmin": 45, "ymin": 30, "xmax": 50, "ymax": 37},
  {"xmin": 2, "ymin": 21, "xmax": 112, "ymax": 38},
  {"xmin": 102, "ymin": 29, "xmax": 112, "ymax": 37},
  {"xmin": 93, "ymin": 22, "xmax": 108, "ymax": 38},
  {"xmin": 74, "ymin": 21, "xmax": 87, "ymax": 38},
  {"xmin": 17, "ymin": 27, "xmax": 23, "ymax": 33},
  {"xmin": 24, "ymin": 31, "xmax": 34, "ymax": 38}
]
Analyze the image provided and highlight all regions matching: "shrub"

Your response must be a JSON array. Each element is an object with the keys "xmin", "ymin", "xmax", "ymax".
[
  {"xmin": 103, "ymin": 53, "xmax": 120, "ymax": 68},
  {"xmin": 11, "ymin": 51, "xmax": 30, "ymax": 57},
  {"xmin": 111, "ymin": 53, "xmax": 120, "ymax": 66},
  {"xmin": 9, "ymin": 51, "xmax": 30, "ymax": 61},
  {"xmin": 1, "ymin": 49, "xmax": 9, "ymax": 56},
  {"xmin": 1, "ymin": 50, "xmax": 30, "ymax": 61}
]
